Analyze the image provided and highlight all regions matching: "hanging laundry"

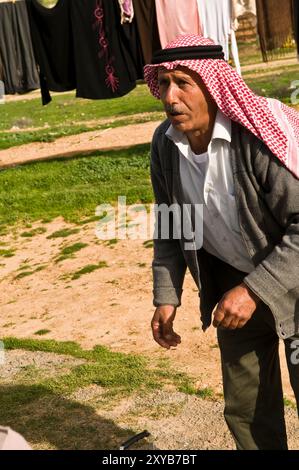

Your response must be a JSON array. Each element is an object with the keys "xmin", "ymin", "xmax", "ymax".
[
  {"xmin": 294, "ymin": 0, "xmax": 299, "ymax": 58},
  {"xmin": 197, "ymin": 0, "xmax": 241, "ymax": 75},
  {"xmin": 71, "ymin": 0, "xmax": 143, "ymax": 98},
  {"xmin": 0, "ymin": 43, "xmax": 4, "ymax": 89},
  {"xmin": 155, "ymin": 0, "xmax": 202, "ymax": 48},
  {"xmin": 26, "ymin": 0, "xmax": 143, "ymax": 105},
  {"xmin": 256, "ymin": 0, "xmax": 294, "ymax": 61},
  {"xmin": 197, "ymin": 0, "xmax": 231, "ymax": 60},
  {"xmin": 118, "ymin": 0, "xmax": 134, "ymax": 24},
  {"xmin": 26, "ymin": 0, "xmax": 75, "ymax": 104},
  {"xmin": 132, "ymin": 0, "xmax": 161, "ymax": 64},
  {"xmin": 0, "ymin": 0, "xmax": 39, "ymax": 95},
  {"xmin": 231, "ymin": 0, "xmax": 257, "ymax": 31}
]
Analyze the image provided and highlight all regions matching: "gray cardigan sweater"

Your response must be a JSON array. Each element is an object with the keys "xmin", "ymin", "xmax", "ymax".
[{"xmin": 151, "ymin": 119, "xmax": 299, "ymax": 340}]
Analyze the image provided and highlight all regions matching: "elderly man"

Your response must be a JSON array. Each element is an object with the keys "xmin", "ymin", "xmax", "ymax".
[{"xmin": 144, "ymin": 35, "xmax": 299, "ymax": 450}]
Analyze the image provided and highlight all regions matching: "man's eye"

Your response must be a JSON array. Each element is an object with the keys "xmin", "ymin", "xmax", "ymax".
[{"xmin": 178, "ymin": 80, "xmax": 188, "ymax": 86}]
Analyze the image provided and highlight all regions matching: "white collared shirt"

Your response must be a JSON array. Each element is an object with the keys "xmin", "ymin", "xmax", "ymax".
[{"xmin": 166, "ymin": 109, "xmax": 255, "ymax": 273}]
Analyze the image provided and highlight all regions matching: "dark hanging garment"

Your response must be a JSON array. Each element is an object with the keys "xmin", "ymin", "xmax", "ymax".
[
  {"xmin": 0, "ymin": 40, "xmax": 4, "ymax": 85},
  {"xmin": 26, "ymin": 0, "xmax": 76, "ymax": 104},
  {"xmin": 121, "ymin": 21, "xmax": 145, "ymax": 79},
  {"xmin": 256, "ymin": 0, "xmax": 294, "ymax": 61},
  {"xmin": 0, "ymin": 0, "xmax": 39, "ymax": 94},
  {"xmin": 26, "ymin": 0, "xmax": 139, "ymax": 104},
  {"xmin": 132, "ymin": 0, "xmax": 161, "ymax": 64},
  {"xmin": 293, "ymin": 0, "xmax": 299, "ymax": 57},
  {"xmin": 70, "ymin": 0, "xmax": 139, "ymax": 99}
]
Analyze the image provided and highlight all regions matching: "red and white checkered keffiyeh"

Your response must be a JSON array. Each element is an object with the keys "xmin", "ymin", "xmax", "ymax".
[{"xmin": 144, "ymin": 35, "xmax": 299, "ymax": 179}]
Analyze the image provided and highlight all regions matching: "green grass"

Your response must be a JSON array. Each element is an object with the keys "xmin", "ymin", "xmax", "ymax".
[
  {"xmin": 283, "ymin": 397, "xmax": 297, "ymax": 409},
  {"xmin": 233, "ymin": 40, "xmax": 299, "ymax": 103},
  {"xmin": 0, "ymin": 337, "xmax": 162, "ymax": 449},
  {"xmin": 1, "ymin": 337, "xmax": 200, "ymax": 397},
  {"xmin": 104, "ymin": 239, "xmax": 118, "ymax": 246},
  {"xmin": 143, "ymin": 240, "xmax": 153, "ymax": 248},
  {"xmin": 1, "ymin": 59, "xmax": 298, "ymax": 152},
  {"xmin": 0, "ymin": 248, "xmax": 15, "ymax": 257},
  {"xmin": 71, "ymin": 262, "xmax": 108, "ymax": 280},
  {"xmin": 14, "ymin": 270, "xmax": 35, "ymax": 280},
  {"xmin": 0, "ymin": 125, "xmax": 89, "ymax": 151},
  {"xmin": 245, "ymin": 67, "xmax": 299, "ymax": 104},
  {"xmin": 0, "ymin": 113, "xmax": 164, "ymax": 151},
  {"xmin": 0, "ymin": 144, "xmax": 153, "ymax": 226},
  {"xmin": 0, "ymin": 337, "xmax": 203, "ymax": 397},
  {"xmin": 0, "ymin": 82, "xmax": 163, "ymax": 152},
  {"xmin": 237, "ymin": 39, "xmax": 296, "ymax": 66},
  {"xmin": 236, "ymin": 40, "xmax": 263, "ymax": 66},
  {"xmin": 0, "ymin": 85, "xmax": 162, "ymax": 133},
  {"xmin": 242, "ymin": 63, "xmax": 299, "ymax": 77},
  {"xmin": 76, "ymin": 215, "xmax": 103, "ymax": 226},
  {"xmin": 20, "ymin": 227, "xmax": 47, "ymax": 237},
  {"xmin": 47, "ymin": 228, "xmax": 80, "ymax": 239},
  {"xmin": 196, "ymin": 387, "xmax": 214, "ymax": 399},
  {"xmin": 55, "ymin": 242, "xmax": 88, "ymax": 263},
  {"xmin": 17, "ymin": 264, "xmax": 32, "ymax": 271},
  {"xmin": 178, "ymin": 383, "xmax": 214, "ymax": 399},
  {"xmin": 14, "ymin": 264, "xmax": 47, "ymax": 280},
  {"xmin": 34, "ymin": 329, "xmax": 51, "ymax": 336}
]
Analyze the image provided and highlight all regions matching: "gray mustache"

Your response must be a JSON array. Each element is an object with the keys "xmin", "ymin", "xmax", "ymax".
[{"xmin": 165, "ymin": 104, "xmax": 183, "ymax": 115}]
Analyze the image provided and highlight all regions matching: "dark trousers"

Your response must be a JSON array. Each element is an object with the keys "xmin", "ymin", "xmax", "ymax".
[{"xmin": 208, "ymin": 254, "xmax": 299, "ymax": 450}]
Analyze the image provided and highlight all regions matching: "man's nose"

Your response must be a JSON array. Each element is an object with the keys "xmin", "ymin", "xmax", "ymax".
[{"xmin": 163, "ymin": 83, "xmax": 179, "ymax": 105}]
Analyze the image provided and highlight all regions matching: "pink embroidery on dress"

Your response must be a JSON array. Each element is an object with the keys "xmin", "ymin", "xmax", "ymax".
[{"xmin": 94, "ymin": 0, "xmax": 119, "ymax": 92}]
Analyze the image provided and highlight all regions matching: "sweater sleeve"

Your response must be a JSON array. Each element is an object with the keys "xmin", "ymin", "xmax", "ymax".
[
  {"xmin": 150, "ymin": 127, "xmax": 187, "ymax": 307},
  {"xmin": 243, "ymin": 145, "xmax": 299, "ymax": 311}
]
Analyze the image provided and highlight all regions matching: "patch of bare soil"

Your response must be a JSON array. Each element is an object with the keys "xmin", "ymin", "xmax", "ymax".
[
  {"xmin": 0, "ymin": 218, "xmax": 297, "ymax": 406},
  {"xmin": 0, "ymin": 350, "xmax": 85, "ymax": 383},
  {"xmin": 111, "ymin": 391, "xmax": 299, "ymax": 450},
  {"xmin": 0, "ymin": 121, "xmax": 162, "ymax": 169},
  {"xmin": 1, "ymin": 113, "xmax": 163, "ymax": 135}
]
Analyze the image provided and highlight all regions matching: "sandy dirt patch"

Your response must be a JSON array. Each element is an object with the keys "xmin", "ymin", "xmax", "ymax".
[
  {"xmin": 0, "ymin": 218, "xmax": 297, "ymax": 406},
  {"xmin": 0, "ymin": 121, "xmax": 162, "ymax": 169}
]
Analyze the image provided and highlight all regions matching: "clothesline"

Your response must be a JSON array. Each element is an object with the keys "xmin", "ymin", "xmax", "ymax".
[{"xmin": 0, "ymin": 0, "xmax": 296, "ymax": 103}]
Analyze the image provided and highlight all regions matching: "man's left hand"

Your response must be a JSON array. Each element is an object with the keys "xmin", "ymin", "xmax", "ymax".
[{"xmin": 212, "ymin": 282, "xmax": 261, "ymax": 330}]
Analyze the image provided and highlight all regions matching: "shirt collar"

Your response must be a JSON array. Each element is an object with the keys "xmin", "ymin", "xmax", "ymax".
[
  {"xmin": 165, "ymin": 108, "xmax": 232, "ymax": 146},
  {"xmin": 211, "ymin": 109, "xmax": 231, "ymax": 143}
]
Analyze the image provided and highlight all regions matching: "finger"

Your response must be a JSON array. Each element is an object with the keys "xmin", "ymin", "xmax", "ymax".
[
  {"xmin": 218, "ymin": 315, "xmax": 235, "ymax": 329},
  {"xmin": 212, "ymin": 308, "xmax": 225, "ymax": 328},
  {"xmin": 236, "ymin": 319, "xmax": 248, "ymax": 329},
  {"xmin": 224, "ymin": 317, "xmax": 249, "ymax": 330},
  {"xmin": 163, "ymin": 330, "xmax": 181, "ymax": 347},
  {"xmin": 161, "ymin": 323, "xmax": 180, "ymax": 346},
  {"xmin": 152, "ymin": 324, "xmax": 171, "ymax": 349},
  {"xmin": 165, "ymin": 335, "xmax": 180, "ymax": 347},
  {"xmin": 173, "ymin": 332, "xmax": 181, "ymax": 343},
  {"xmin": 152, "ymin": 321, "xmax": 178, "ymax": 349},
  {"xmin": 225, "ymin": 318, "xmax": 239, "ymax": 330}
]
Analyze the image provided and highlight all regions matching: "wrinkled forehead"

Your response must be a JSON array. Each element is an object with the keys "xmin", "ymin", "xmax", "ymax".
[{"xmin": 157, "ymin": 65, "xmax": 206, "ymax": 90}]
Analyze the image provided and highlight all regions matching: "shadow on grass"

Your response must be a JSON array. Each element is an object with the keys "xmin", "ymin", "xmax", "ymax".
[{"xmin": 0, "ymin": 383, "xmax": 141, "ymax": 450}]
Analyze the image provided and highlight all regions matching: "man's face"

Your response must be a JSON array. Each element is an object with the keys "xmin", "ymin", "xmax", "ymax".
[{"xmin": 157, "ymin": 66, "xmax": 216, "ymax": 134}]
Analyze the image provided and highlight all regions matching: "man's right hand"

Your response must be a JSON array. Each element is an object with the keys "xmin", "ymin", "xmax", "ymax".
[{"xmin": 151, "ymin": 305, "xmax": 181, "ymax": 349}]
